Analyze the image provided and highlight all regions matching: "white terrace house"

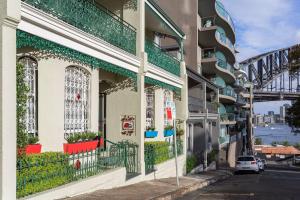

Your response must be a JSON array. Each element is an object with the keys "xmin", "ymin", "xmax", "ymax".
[{"xmin": 0, "ymin": 0, "xmax": 188, "ymax": 199}]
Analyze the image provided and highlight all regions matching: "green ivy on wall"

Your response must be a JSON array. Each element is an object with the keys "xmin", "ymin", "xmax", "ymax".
[
  {"xmin": 17, "ymin": 30, "xmax": 137, "ymax": 80},
  {"xmin": 16, "ymin": 63, "xmax": 29, "ymax": 149}
]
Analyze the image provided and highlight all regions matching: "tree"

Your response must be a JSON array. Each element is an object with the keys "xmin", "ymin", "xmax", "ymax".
[
  {"xmin": 255, "ymin": 138, "xmax": 262, "ymax": 145},
  {"xmin": 286, "ymin": 98, "xmax": 300, "ymax": 129},
  {"xmin": 294, "ymin": 143, "xmax": 300, "ymax": 150},
  {"xmin": 271, "ymin": 141, "xmax": 277, "ymax": 146},
  {"xmin": 280, "ymin": 141, "xmax": 290, "ymax": 147}
]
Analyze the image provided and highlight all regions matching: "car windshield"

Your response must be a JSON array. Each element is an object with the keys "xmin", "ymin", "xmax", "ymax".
[{"xmin": 238, "ymin": 157, "xmax": 255, "ymax": 161}]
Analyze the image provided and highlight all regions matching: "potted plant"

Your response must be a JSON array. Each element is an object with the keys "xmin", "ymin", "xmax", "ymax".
[
  {"xmin": 164, "ymin": 125, "xmax": 174, "ymax": 137},
  {"xmin": 25, "ymin": 135, "xmax": 41, "ymax": 154},
  {"xmin": 63, "ymin": 132, "xmax": 99, "ymax": 154},
  {"xmin": 145, "ymin": 127, "xmax": 158, "ymax": 138},
  {"xmin": 63, "ymin": 134, "xmax": 80, "ymax": 154}
]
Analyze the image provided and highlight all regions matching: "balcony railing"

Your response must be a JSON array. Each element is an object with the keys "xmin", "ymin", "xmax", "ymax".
[
  {"xmin": 219, "ymin": 135, "xmax": 229, "ymax": 145},
  {"xmin": 215, "ymin": 0, "xmax": 235, "ymax": 32},
  {"xmin": 220, "ymin": 113, "xmax": 235, "ymax": 122},
  {"xmin": 207, "ymin": 101, "xmax": 218, "ymax": 113},
  {"xmin": 202, "ymin": 48, "xmax": 235, "ymax": 77},
  {"xmin": 220, "ymin": 87, "xmax": 237, "ymax": 99},
  {"xmin": 188, "ymin": 96, "xmax": 204, "ymax": 113},
  {"xmin": 22, "ymin": 0, "xmax": 137, "ymax": 55},
  {"xmin": 236, "ymin": 95, "xmax": 247, "ymax": 105},
  {"xmin": 215, "ymin": 30, "xmax": 234, "ymax": 52},
  {"xmin": 145, "ymin": 40, "xmax": 181, "ymax": 76}
]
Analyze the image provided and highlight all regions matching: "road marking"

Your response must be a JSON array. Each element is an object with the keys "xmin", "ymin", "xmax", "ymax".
[
  {"xmin": 266, "ymin": 169, "xmax": 300, "ymax": 174},
  {"xmin": 198, "ymin": 193, "xmax": 255, "ymax": 197}
]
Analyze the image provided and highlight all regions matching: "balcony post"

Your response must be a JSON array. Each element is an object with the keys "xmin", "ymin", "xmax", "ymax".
[
  {"xmin": 203, "ymin": 82, "xmax": 207, "ymax": 111},
  {"xmin": 137, "ymin": 0, "xmax": 145, "ymax": 56},
  {"xmin": 0, "ymin": 0, "xmax": 20, "ymax": 199},
  {"xmin": 137, "ymin": 52, "xmax": 147, "ymax": 176}
]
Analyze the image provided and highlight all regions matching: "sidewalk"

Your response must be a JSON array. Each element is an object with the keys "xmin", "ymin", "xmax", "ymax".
[{"xmin": 63, "ymin": 170, "xmax": 233, "ymax": 200}]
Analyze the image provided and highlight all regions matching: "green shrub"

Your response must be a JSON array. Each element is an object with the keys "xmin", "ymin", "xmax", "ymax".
[
  {"xmin": 164, "ymin": 125, "xmax": 174, "ymax": 131},
  {"xmin": 145, "ymin": 141, "xmax": 170, "ymax": 164},
  {"xmin": 17, "ymin": 152, "xmax": 73, "ymax": 198},
  {"xmin": 28, "ymin": 135, "xmax": 39, "ymax": 145},
  {"xmin": 186, "ymin": 155, "xmax": 197, "ymax": 173},
  {"xmin": 17, "ymin": 63, "xmax": 29, "ymax": 149},
  {"xmin": 207, "ymin": 149, "xmax": 218, "ymax": 165}
]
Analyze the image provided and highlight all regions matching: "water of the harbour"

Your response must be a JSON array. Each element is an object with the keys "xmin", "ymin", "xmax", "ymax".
[{"xmin": 254, "ymin": 124, "xmax": 300, "ymax": 145}]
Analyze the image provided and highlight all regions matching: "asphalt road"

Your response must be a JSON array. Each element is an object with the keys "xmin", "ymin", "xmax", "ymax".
[{"xmin": 176, "ymin": 169, "xmax": 300, "ymax": 200}]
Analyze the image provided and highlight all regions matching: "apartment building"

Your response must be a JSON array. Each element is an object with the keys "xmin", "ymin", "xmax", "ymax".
[{"xmin": 156, "ymin": 0, "xmax": 253, "ymax": 168}]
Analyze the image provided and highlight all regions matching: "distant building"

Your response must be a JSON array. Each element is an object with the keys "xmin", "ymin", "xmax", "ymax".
[
  {"xmin": 280, "ymin": 106, "xmax": 286, "ymax": 123},
  {"xmin": 254, "ymin": 114, "xmax": 264, "ymax": 125},
  {"xmin": 263, "ymin": 115, "xmax": 275, "ymax": 124},
  {"xmin": 268, "ymin": 111, "xmax": 275, "ymax": 116},
  {"xmin": 274, "ymin": 114, "xmax": 281, "ymax": 123}
]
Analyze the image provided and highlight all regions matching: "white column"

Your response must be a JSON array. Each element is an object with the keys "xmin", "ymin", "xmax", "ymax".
[
  {"xmin": 180, "ymin": 61, "xmax": 188, "ymax": 162},
  {"xmin": 136, "ymin": 0, "xmax": 145, "ymax": 57},
  {"xmin": 0, "ymin": 0, "xmax": 20, "ymax": 199},
  {"xmin": 137, "ymin": 0, "xmax": 146, "ymax": 175},
  {"xmin": 137, "ymin": 52, "xmax": 146, "ymax": 175}
]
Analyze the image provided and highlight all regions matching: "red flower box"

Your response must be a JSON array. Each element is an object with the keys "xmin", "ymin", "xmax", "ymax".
[
  {"xmin": 64, "ymin": 140, "xmax": 100, "ymax": 154},
  {"xmin": 25, "ymin": 144, "xmax": 42, "ymax": 155}
]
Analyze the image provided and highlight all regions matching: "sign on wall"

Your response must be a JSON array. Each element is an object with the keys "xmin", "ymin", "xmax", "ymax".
[{"xmin": 121, "ymin": 115, "xmax": 136, "ymax": 136}]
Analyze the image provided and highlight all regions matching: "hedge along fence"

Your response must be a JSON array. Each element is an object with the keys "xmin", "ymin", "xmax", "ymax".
[
  {"xmin": 144, "ymin": 140, "xmax": 183, "ymax": 174},
  {"xmin": 17, "ymin": 152, "xmax": 73, "ymax": 198},
  {"xmin": 16, "ymin": 143, "xmax": 126, "ymax": 198}
]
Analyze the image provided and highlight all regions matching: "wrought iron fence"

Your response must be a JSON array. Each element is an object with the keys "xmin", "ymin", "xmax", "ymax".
[
  {"xmin": 144, "ymin": 140, "xmax": 183, "ymax": 174},
  {"xmin": 145, "ymin": 40, "xmax": 181, "ymax": 77},
  {"xmin": 17, "ymin": 140, "xmax": 138, "ymax": 198},
  {"xmin": 22, "ymin": 0, "xmax": 137, "ymax": 54}
]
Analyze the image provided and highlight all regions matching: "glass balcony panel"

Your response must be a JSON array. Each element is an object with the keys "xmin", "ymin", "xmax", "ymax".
[
  {"xmin": 215, "ymin": 29, "xmax": 235, "ymax": 52},
  {"xmin": 145, "ymin": 40, "xmax": 181, "ymax": 76},
  {"xmin": 188, "ymin": 96, "xmax": 204, "ymax": 113},
  {"xmin": 219, "ymin": 135, "xmax": 229, "ymax": 144},
  {"xmin": 22, "ymin": 0, "xmax": 137, "ymax": 54},
  {"xmin": 215, "ymin": 0, "xmax": 235, "ymax": 32}
]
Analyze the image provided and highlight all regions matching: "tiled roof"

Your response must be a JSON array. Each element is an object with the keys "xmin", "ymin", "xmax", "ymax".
[{"xmin": 261, "ymin": 146, "xmax": 300, "ymax": 155}]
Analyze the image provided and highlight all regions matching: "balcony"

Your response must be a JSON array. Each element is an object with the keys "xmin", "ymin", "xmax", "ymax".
[
  {"xmin": 207, "ymin": 101, "xmax": 218, "ymax": 113},
  {"xmin": 22, "ymin": 0, "xmax": 137, "ymax": 55},
  {"xmin": 219, "ymin": 135, "xmax": 229, "ymax": 145},
  {"xmin": 215, "ymin": 0, "xmax": 235, "ymax": 33},
  {"xmin": 202, "ymin": 49, "xmax": 236, "ymax": 83},
  {"xmin": 220, "ymin": 113, "xmax": 236, "ymax": 124},
  {"xmin": 188, "ymin": 96, "xmax": 204, "ymax": 113},
  {"xmin": 145, "ymin": 40, "xmax": 181, "ymax": 77},
  {"xmin": 215, "ymin": 29, "xmax": 234, "ymax": 53},
  {"xmin": 236, "ymin": 95, "xmax": 247, "ymax": 106},
  {"xmin": 220, "ymin": 87, "xmax": 237, "ymax": 98}
]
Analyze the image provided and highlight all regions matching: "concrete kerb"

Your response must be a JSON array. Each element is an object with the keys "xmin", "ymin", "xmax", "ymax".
[{"xmin": 151, "ymin": 171, "xmax": 233, "ymax": 200}]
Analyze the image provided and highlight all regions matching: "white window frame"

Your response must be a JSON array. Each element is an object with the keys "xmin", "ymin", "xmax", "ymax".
[
  {"xmin": 64, "ymin": 66, "xmax": 91, "ymax": 137},
  {"xmin": 18, "ymin": 56, "xmax": 38, "ymax": 136}
]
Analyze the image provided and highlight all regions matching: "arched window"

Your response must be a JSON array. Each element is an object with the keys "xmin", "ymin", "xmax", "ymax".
[
  {"xmin": 18, "ymin": 56, "xmax": 38, "ymax": 136},
  {"xmin": 64, "ymin": 66, "xmax": 90, "ymax": 137}
]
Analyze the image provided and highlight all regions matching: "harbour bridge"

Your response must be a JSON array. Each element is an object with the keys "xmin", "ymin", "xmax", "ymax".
[{"xmin": 240, "ymin": 45, "xmax": 300, "ymax": 102}]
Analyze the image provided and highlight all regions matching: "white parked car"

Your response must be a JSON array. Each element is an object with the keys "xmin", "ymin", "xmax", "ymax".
[
  {"xmin": 235, "ymin": 156, "xmax": 260, "ymax": 174},
  {"xmin": 256, "ymin": 158, "xmax": 265, "ymax": 171}
]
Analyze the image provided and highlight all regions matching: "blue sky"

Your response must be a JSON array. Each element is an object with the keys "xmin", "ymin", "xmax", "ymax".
[{"xmin": 221, "ymin": 0, "xmax": 300, "ymax": 114}]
